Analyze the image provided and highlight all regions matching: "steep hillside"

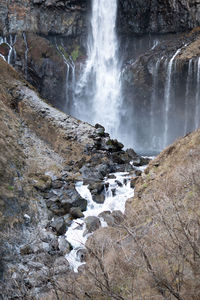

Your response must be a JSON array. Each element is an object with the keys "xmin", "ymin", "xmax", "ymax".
[{"xmin": 61, "ymin": 130, "xmax": 200, "ymax": 300}]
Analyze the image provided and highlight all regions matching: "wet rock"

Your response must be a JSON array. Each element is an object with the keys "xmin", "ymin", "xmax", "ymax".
[
  {"xmin": 104, "ymin": 139, "xmax": 124, "ymax": 152},
  {"xmin": 58, "ymin": 237, "xmax": 72, "ymax": 254},
  {"xmin": 88, "ymin": 181, "xmax": 105, "ymax": 203},
  {"xmin": 50, "ymin": 217, "xmax": 67, "ymax": 235},
  {"xmin": 98, "ymin": 211, "xmax": 115, "ymax": 226},
  {"xmin": 107, "ymin": 174, "xmax": 116, "ymax": 179},
  {"xmin": 60, "ymin": 187, "xmax": 87, "ymax": 213},
  {"xmin": 84, "ymin": 216, "xmax": 101, "ymax": 233},
  {"xmin": 0, "ymin": 43, "xmax": 10, "ymax": 57},
  {"xmin": 63, "ymin": 214, "xmax": 73, "ymax": 226},
  {"xmin": 115, "ymin": 180, "xmax": 123, "ymax": 187},
  {"xmin": 47, "ymin": 187, "xmax": 87, "ymax": 216},
  {"xmin": 130, "ymin": 177, "xmax": 138, "ymax": 188},
  {"xmin": 88, "ymin": 181, "xmax": 104, "ymax": 194},
  {"xmin": 126, "ymin": 148, "xmax": 138, "ymax": 160},
  {"xmin": 80, "ymin": 163, "xmax": 110, "ymax": 180},
  {"xmin": 95, "ymin": 123, "xmax": 105, "ymax": 136},
  {"xmin": 70, "ymin": 207, "xmax": 84, "ymax": 219},
  {"xmin": 92, "ymin": 194, "xmax": 105, "ymax": 204},
  {"xmin": 111, "ymin": 188, "xmax": 116, "ymax": 196},
  {"xmin": 135, "ymin": 170, "xmax": 142, "ymax": 176},
  {"xmin": 76, "ymin": 248, "xmax": 87, "ymax": 262}
]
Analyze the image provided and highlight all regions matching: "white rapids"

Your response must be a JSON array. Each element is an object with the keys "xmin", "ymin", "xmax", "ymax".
[{"xmin": 65, "ymin": 172, "xmax": 134, "ymax": 272}]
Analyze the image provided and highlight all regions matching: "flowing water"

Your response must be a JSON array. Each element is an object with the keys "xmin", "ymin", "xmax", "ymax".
[
  {"xmin": 73, "ymin": 0, "xmax": 121, "ymax": 138},
  {"xmin": 65, "ymin": 172, "xmax": 135, "ymax": 272},
  {"xmin": 163, "ymin": 49, "xmax": 181, "ymax": 148},
  {"xmin": 184, "ymin": 59, "xmax": 193, "ymax": 135},
  {"xmin": 195, "ymin": 57, "xmax": 200, "ymax": 130}
]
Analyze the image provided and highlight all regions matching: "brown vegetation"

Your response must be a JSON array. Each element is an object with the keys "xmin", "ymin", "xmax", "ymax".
[{"xmin": 46, "ymin": 130, "xmax": 200, "ymax": 300}]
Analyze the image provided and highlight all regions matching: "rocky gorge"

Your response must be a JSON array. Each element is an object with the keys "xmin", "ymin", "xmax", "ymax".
[{"xmin": 0, "ymin": 0, "xmax": 200, "ymax": 299}]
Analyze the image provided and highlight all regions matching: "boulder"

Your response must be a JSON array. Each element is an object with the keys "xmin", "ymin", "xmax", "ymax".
[
  {"xmin": 70, "ymin": 207, "xmax": 84, "ymax": 219},
  {"xmin": 58, "ymin": 237, "xmax": 72, "ymax": 254},
  {"xmin": 104, "ymin": 139, "xmax": 124, "ymax": 152},
  {"xmin": 88, "ymin": 181, "xmax": 105, "ymax": 204},
  {"xmin": 50, "ymin": 217, "xmax": 67, "ymax": 235},
  {"xmin": 60, "ymin": 187, "xmax": 87, "ymax": 213},
  {"xmin": 0, "ymin": 43, "xmax": 10, "ymax": 57},
  {"xmin": 76, "ymin": 248, "xmax": 87, "ymax": 262},
  {"xmin": 98, "ymin": 211, "xmax": 115, "ymax": 226},
  {"xmin": 84, "ymin": 216, "xmax": 101, "ymax": 233}
]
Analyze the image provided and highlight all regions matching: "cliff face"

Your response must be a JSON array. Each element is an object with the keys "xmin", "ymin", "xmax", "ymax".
[
  {"xmin": 0, "ymin": 0, "xmax": 88, "ymax": 36},
  {"xmin": 118, "ymin": 0, "xmax": 200, "ymax": 34}
]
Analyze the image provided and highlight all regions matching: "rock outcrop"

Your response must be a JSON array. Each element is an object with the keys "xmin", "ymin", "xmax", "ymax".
[
  {"xmin": 118, "ymin": 0, "xmax": 200, "ymax": 34},
  {"xmin": 0, "ymin": 0, "xmax": 88, "ymax": 36}
]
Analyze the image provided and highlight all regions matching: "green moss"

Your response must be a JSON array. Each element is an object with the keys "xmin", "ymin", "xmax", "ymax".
[
  {"xmin": 7, "ymin": 185, "xmax": 14, "ymax": 191},
  {"xmin": 142, "ymin": 183, "xmax": 148, "ymax": 189},
  {"xmin": 57, "ymin": 45, "xmax": 69, "ymax": 60},
  {"xmin": 71, "ymin": 45, "xmax": 80, "ymax": 62}
]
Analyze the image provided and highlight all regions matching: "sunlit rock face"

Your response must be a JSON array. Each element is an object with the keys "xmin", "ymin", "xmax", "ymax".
[{"xmin": 117, "ymin": 0, "xmax": 200, "ymax": 34}]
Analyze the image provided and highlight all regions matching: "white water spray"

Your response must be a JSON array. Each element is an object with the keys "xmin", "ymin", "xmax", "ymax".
[
  {"xmin": 74, "ymin": 0, "xmax": 121, "ymax": 137},
  {"xmin": 65, "ymin": 172, "xmax": 134, "ymax": 272},
  {"xmin": 163, "ymin": 49, "xmax": 181, "ymax": 147}
]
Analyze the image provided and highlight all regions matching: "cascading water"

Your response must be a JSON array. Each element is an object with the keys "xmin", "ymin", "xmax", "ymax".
[
  {"xmin": 65, "ymin": 172, "xmax": 135, "ymax": 272},
  {"xmin": 73, "ymin": 0, "xmax": 121, "ymax": 138},
  {"xmin": 55, "ymin": 39, "xmax": 76, "ymax": 113},
  {"xmin": 163, "ymin": 49, "xmax": 181, "ymax": 148},
  {"xmin": 195, "ymin": 57, "xmax": 200, "ymax": 130},
  {"xmin": 184, "ymin": 59, "xmax": 193, "ymax": 135},
  {"xmin": 150, "ymin": 58, "xmax": 163, "ymax": 151},
  {"xmin": 0, "ymin": 35, "xmax": 16, "ymax": 64}
]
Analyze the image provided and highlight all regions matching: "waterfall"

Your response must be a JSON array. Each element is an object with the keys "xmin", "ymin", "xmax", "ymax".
[
  {"xmin": 163, "ymin": 49, "xmax": 181, "ymax": 147},
  {"xmin": 74, "ymin": 0, "xmax": 121, "ymax": 137},
  {"xmin": 195, "ymin": 57, "xmax": 200, "ymax": 130},
  {"xmin": 150, "ymin": 58, "xmax": 162, "ymax": 151},
  {"xmin": 184, "ymin": 59, "xmax": 193, "ymax": 135},
  {"xmin": 55, "ymin": 39, "xmax": 76, "ymax": 113},
  {"xmin": 0, "ymin": 35, "xmax": 16, "ymax": 64}
]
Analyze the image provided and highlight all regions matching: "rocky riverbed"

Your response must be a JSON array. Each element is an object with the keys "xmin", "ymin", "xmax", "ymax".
[{"xmin": 0, "ymin": 57, "xmax": 150, "ymax": 299}]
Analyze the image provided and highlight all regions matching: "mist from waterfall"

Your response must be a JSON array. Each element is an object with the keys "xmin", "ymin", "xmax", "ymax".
[{"xmin": 73, "ymin": 0, "xmax": 122, "ymax": 138}]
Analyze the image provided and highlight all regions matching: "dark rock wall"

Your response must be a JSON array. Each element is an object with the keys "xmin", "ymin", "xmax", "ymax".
[
  {"xmin": 0, "ymin": 0, "xmax": 89, "ymax": 37},
  {"xmin": 118, "ymin": 0, "xmax": 200, "ymax": 34}
]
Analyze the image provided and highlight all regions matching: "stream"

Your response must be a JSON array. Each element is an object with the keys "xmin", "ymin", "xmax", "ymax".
[{"xmin": 65, "ymin": 168, "xmax": 145, "ymax": 272}]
